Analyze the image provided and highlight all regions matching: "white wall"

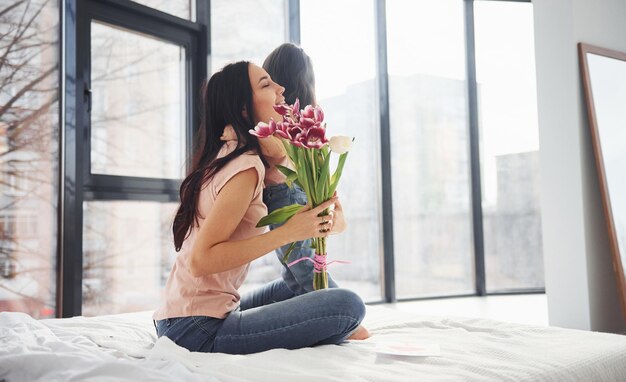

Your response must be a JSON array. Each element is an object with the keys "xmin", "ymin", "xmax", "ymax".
[{"xmin": 533, "ymin": 0, "xmax": 626, "ymax": 333}]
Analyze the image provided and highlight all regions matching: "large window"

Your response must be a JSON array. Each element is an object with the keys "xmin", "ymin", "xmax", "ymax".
[
  {"xmin": 63, "ymin": 0, "xmax": 204, "ymax": 316},
  {"xmin": 301, "ymin": 0, "xmax": 382, "ymax": 301},
  {"xmin": 83, "ymin": 18, "xmax": 189, "ymax": 314},
  {"xmin": 90, "ymin": 22, "xmax": 186, "ymax": 179},
  {"xmin": 296, "ymin": 0, "xmax": 541, "ymax": 301},
  {"xmin": 474, "ymin": 1, "xmax": 543, "ymax": 291},
  {"xmin": 387, "ymin": 0, "xmax": 474, "ymax": 298},
  {"xmin": 0, "ymin": 0, "xmax": 59, "ymax": 318}
]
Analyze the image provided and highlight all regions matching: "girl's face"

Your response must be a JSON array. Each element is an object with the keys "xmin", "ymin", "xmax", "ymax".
[{"xmin": 249, "ymin": 63, "xmax": 285, "ymax": 124}]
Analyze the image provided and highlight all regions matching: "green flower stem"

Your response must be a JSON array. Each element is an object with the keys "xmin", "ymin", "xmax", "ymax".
[
  {"xmin": 307, "ymin": 148, "xmax": 318, "ymax": 204},
  {"xmin": 313, "ymin": 236, "xmax": 329, "ymax": 290},
  {"xmin": 297, "ymin": 149, "xmax": 312, "ymax": 204}
]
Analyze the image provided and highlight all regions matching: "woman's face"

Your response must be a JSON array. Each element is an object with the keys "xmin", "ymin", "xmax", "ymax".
[{"xmin": 249, "ymin": 63, "xmax": 285, "ymax": 124}]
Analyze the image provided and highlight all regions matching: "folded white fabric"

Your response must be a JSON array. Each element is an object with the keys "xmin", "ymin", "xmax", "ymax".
[
  {"xmin": 0, "ymin": 312, "xmax": 215, "ymax": 382},
  {"xmin": 41, "ymin": 310, "xmax": 157, "ymax": 358}
]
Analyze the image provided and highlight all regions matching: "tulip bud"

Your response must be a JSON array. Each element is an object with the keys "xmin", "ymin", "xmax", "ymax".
[
  {"xmin": 329, "ymin": 136, "xmax": 352, "ymax": 154},
  {"xmin": 249, "ymin": 119, "xmax": 277, "ymax": 138}
]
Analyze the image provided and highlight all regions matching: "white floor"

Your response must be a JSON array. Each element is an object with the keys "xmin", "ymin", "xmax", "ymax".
[{"xmin": 382, "ymin": 293, "xmax": 549, "ymax": 326}]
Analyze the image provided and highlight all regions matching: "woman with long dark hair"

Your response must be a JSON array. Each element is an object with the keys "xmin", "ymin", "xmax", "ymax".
[{"xmin": 153, "ymin": 61, "xmax": 366, "ymax": 354}]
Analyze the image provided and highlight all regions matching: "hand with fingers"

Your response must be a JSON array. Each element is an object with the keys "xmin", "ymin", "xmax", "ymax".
[
  {"xmin": 327, "ymin": 192, "xmax": 347, "ymax": 235},
  {"xmin": 281, "ymin": 197, "xmax": 337, "ymax": 242}
]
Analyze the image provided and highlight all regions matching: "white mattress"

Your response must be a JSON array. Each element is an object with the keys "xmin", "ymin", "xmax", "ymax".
[{"xmin": 1, "ymin": 306, "xmax": 625, "ymax": 381}]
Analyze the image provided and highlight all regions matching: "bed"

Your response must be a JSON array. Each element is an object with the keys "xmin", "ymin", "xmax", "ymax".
[{"xmin": 1, "ymin": 305, "xmax": 625, "ymax": 381}]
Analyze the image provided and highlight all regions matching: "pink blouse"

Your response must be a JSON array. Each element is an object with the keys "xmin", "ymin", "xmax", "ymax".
[{"xmin": 153, "ymin": 141, "xmax": 267, "ymax": 320}]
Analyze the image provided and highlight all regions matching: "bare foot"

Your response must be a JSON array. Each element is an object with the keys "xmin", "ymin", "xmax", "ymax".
[{"xmin": 347, "ymin": 325, "xmax": 370, "ymax": 340}]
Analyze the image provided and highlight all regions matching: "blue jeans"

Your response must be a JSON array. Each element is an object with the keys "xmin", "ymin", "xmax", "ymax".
[
  {"xmin": 263, "ymin": 183, "xmax": 339, "ymax": 294},
  {"xmin": 155, "ymin": 279, "xmax": 365, "ymax": 354}
]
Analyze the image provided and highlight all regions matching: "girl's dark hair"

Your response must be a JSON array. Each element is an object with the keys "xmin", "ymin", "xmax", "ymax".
[
  {"xmin": 263, "ymin": 43, "xmax": 316, "ymax": 106},
  {"xmin": 173, "ymin": 61, "xmax": 266, "ymax": 251}
]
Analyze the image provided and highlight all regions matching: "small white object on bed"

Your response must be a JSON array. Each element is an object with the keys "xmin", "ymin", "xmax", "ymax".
[{"xmin": 1, "ymin": 306, "xmax": 625, "ymax": 381}]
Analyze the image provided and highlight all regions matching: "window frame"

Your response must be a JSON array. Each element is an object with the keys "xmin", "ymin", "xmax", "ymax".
[
  {"xmin": 59, "ymin": 0, "xmax": 208, "ymax": 317},
  {"xmin": 292, "ymin": 0, "xmax": 542, "ymax": 304}
]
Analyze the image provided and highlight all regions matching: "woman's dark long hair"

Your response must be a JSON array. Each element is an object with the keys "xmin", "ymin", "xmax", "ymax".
[
  {"xmin": 263, "ymin": 43, "xmax": 316, "ymax": 106},
  {"xmin": 173, "ymin": 61, "xmax": 266, "ymax": 251}
]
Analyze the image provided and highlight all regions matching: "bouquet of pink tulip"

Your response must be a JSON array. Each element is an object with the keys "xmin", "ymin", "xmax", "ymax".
[{"xmin": 250, "ymin": 99, "xmax": 352, "ymax": 290}]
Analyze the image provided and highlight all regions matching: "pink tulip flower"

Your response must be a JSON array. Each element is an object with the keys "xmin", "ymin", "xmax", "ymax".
[
  {"xmin": 249, "ymin": 119, "xmax": 277, "ymax": 138},
  {"xmin": 302, "ymin": 105, "xmax": 315, "ymax": 119},
  {"xmin": 302, "ymin": 127, "xmax": 329, "ymax": 149},
  {"xmin": 314, "ymin": 106, "xmax": 324, "ymax": 123},
  {"xmin": 274, "ymin": 121, "xmax": 291, "ymax": 140},
  {"xmin": 286, "ymin": 125, "xmax": 305, "ymax": 142},
  {"xmin": 273, "ymin": 104, "xmax": 290, "ymax": 116},
  {"xmin": 300, "ymin": 117, "xmax": 317, "ymax": 129}
]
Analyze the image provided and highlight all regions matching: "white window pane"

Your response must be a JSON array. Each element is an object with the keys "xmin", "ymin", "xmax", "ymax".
[
  {"xmin": 82, "ymin": 201, "xmax": 178, "ymax": 316},
  {"xmin": 210, "ymin": 0, "xmax": 287, "ymax": 73},
  {"xmin": 301, "ymin": 0, "xmax": 382, "ymax": 301},
  {"xmin": 474, "ymin": 1, "xmax": 544, "ymax": 291},
  {"xmin": 131, "ymin": 0, "xmax": 195, "ymax": 21},
  {"xmin": 387, "ymin": 0, "xmax": 475, "ymax": 298},
  {"xmin": 91, "ymin": 21, "xmax": 186, "ymax": 179},
  {"xmin": 0, "ymin": 0, "xmax": 59, "ymax": 318}
]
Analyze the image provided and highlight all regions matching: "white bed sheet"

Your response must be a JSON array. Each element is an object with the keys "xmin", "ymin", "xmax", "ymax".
[
  {"xmin": 1, "ymin": 306, "xmax": 625, "ymax": 381},
  {"xmin": 0, "ymin": 311, "xmax": 211, "ymax": 382}
]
